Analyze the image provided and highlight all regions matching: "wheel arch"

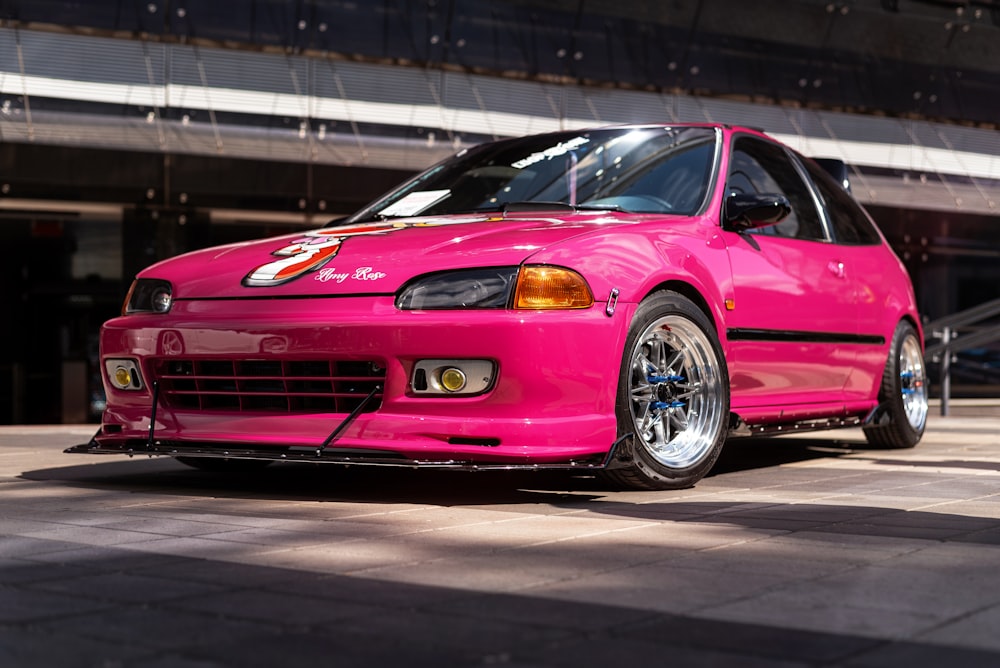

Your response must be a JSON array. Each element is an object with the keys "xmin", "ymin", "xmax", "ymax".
[
  {"xmin": 606, "ymin": 289, "xmax": 731, "ymax": 490},
  {"xmin": 641, "ymin": 280, "xmax": 721, "ymax": 338},
  {"xmin": 899, "ymin": 312, "xmax": 925, "ymax": 351}
]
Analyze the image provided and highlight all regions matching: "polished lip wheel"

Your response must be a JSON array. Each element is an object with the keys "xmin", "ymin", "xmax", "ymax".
[
  {"xmin": 627, "ymin": 316, "xmax": 724, "ymax": 468},
  {"xmin": 899, "ymin": 333, "xmax": 928, "ymax": 431}
]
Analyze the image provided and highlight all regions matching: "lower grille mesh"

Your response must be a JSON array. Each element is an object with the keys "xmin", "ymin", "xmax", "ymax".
[{"xmin": 152, "ymin": 358, "xmax": 384, "ymax": 413}]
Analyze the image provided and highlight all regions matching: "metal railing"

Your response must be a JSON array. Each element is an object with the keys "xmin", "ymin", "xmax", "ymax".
[{"xmin": 924, "ymin": 297, "xmax": 1000, "ymax": 416}]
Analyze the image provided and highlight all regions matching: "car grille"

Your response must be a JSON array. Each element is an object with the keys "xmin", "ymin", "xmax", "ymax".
[{"xmin": 152, "ymin": 359, "xmax": 385, "ymax": 413}]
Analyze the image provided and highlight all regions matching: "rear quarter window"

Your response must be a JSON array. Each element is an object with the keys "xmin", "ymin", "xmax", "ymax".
[{"xmin": 803, "ymin": 159, "xmax": 882, "ymax": 246}]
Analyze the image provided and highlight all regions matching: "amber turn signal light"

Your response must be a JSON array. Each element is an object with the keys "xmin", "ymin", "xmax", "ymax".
[{"xmin": 514, "ymin": 266, "xmax": 594, "ymax": 310}]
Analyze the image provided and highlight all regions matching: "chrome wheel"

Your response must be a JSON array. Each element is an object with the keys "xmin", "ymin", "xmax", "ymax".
[
  {"xmin": 899, "ymin": 332, "xmax": 928, "ymax": 431},
  {"xmin": 627, "ymin": 314, "xmax": 726, "ymax": 469},
  {"xmin": 863, "ymin": 320, "xmax": 926, "ymax": 449}
]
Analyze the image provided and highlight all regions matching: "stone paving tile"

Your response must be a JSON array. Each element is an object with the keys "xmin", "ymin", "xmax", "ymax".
[
  {"xmin": 523, "ymin": 561, "xmax": 791, "ymax": 615},
  {"xmin": 698, "ymin": 592, "xmax": 944, "ymax": 641},
  {"xmin": 842, "ymin": 641, "xmax": 1000, "ymax": 668},
  {"xmin": 623, "ymin": 613, "xmax": 884, "ymax": 665},
  {"xmin": 516, "ymin": 628, "xmax": 811, "ymax": 668},
  {"xmin": 322, "ymin": 604, "xmax": 577, "ymax": 660},
  {"xmin": 156, "ymin": 629, "xmax": 464, "ymax": 668},
  {"xmin": 31, "ymin": 603, "xmax": 278, "ymax": 652},
  {"xmin": 916, "ymin": 602, "xmax": 1000, "ymax": 653},
  {"xmin": 92, "ymin": 516, "xmax": 265, "ymax": 537},
  {"xmin": 0, "ymin": 557, "xmax": 100, "ymax": 585},
  {"xmin": 0, "ymin": 535, "xmax": 86, "ymax": 558},
  {"xmin": 355, "ymin": 543, "xmax": 644, "ymax": 592},
  {"xmin": 666, "ymin": 544, "xmax": 860, "ymax": 579},
  {"xmin": 0, "ymin": 627, "xmax": 153, "ymax": 668},
  {"xmin": 698, "ymin": 557, "xmax": 1000, "ymax": 639},
  {"xmin": 17, "ymin": 544, "xmax": 187, "ymax": 572},
  {"xmin": 0, "ymin": 584, "xmax": 113, "ymax": 623},
  {"xmin": 426, "ymin": 589, "xmax": 654, "ymax": 633},
  {"xmin": 171, "ymin": 525, "xmax": 365, "ymax": 548},
  {"xmin": 958, "ymin": 527, "xmax": 1000, "ymax": 545},
  {"xmin": 811, "ymin": 521, "xmax": 991, "ymax": 542},
  {"xmin": 756, "ymin": 529, "xmax": 934, "ymax": 557},
  {"xmin": 112, "ymin": 535, "xmax": 280, "ymax": 562},
  {"xmin": 233, "ymin": 538, "xmax": 443, "ymax": 575},
  {"xmin": 126, "ymin": 554, "xmax": 307, "ymax": 588},
  {"xmin": 24, "ymin": 570, "xmax": 228, "ymax": 603},
  {"xmin": 163, "ymin": 587, "xmax": 384, "ymax": 627},
  {"xmin": 574, "ymin": 515, "xmax": 786, "ymax": 550},
  {"xmin": 17, "ymin": 523, "xmax": 190, "ymax": 547}
]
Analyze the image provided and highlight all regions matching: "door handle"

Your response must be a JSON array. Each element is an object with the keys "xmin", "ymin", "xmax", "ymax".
[{"xmin": 828, "ymin": 260, "xmax": 845, "ymax": 279}]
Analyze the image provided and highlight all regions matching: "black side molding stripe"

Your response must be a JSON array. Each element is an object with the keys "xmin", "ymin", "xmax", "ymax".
[{"xmin": 727, "ymin": 328, "xmax": 886, "ymax": 345}]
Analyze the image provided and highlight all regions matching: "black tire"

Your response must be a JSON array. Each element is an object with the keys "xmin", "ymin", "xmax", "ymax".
[
  {"xmin": 175, "ymin": 457, "xmax": 274, "ymax": 472},
  {"xmin": 862, "ymin": 320, "xmax": 927, "ymax": 449},
  {"xmin": 604, "ymin": 291, "xmax": 730, "ymax": 490}
]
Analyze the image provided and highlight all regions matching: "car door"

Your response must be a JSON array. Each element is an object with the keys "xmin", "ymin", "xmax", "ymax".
[
  {"xmin": 721, "ymin": 135, "xmax": 857, "ymax": 409},
  {"xmin": 799, "ymin": 156, "xmax": 893, "ymax": 401}
]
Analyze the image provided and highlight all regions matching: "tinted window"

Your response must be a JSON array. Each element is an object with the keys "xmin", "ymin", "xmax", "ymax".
[
  {"xmin": 727, "ymin": 137, "xmax": 826, "ymax": 242},
  {"xmin": 802, "ymin": 159, "xmax": 882, "ymax": 245}
]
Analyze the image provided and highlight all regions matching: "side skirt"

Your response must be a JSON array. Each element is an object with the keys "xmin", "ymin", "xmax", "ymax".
[{"xmin": 728, "ymin": 412, "xmax": 873, "ymax": 438}]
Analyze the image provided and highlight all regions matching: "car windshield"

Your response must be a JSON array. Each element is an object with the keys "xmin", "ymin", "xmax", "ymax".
[{"xmin": 343, "ymin": 126, "xmax": 719, "ymax": 223}]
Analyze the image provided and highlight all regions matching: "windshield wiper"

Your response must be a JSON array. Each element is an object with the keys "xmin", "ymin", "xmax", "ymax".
[
  {"xmin": 502, "ymin": 201, "xmax": 576, "ymax": 213},
  {"xmin": 341, "ymin": 201, "xmax": 626, "ymax": 226},
  {"xmin": 491, "ymin": 201, "xmax": 626, "ymax": 214},
  {"xmin": 574, "ymin": 203, "xmax": 626, "ymax": 212}
]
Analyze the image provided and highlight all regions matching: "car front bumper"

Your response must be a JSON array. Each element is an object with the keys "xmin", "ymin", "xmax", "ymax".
[{"xmin": 92, "ymin": 296, "xmax": 632, "ymax": 466}]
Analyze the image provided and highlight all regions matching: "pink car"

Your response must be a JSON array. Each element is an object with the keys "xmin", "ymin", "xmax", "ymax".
[{"xmin": 71, "ymin": 124, "xmax": 928, "ymax": 489}]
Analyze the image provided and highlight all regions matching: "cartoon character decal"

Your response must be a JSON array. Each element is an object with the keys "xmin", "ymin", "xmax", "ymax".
[{"xmin": 243, "ymin": 218, "xmax": 490, "ymax": 288}]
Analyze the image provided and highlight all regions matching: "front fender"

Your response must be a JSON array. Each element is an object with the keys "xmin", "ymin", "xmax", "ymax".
[{"xmin": 526, "ymin": 218, "xmax": 733, "ymax": 344}]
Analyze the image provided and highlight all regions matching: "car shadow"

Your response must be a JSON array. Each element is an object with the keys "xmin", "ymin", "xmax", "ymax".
[
  {"xmin": 22, "ymin": 433, "xmax": 868, "ymax": 504},
  {"xmin": 709, "ymin": 434, "xmax": 860, "ymax": 475}
]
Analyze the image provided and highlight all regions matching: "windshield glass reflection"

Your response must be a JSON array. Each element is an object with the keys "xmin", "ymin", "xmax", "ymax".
[{"xmin": 344, "ymin": 126, "xmax": 718, "ymax": 223}]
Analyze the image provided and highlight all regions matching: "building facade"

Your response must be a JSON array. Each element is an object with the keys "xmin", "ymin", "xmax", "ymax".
[{"xmin": 1, "ymin": 0, "xmax": 998, "ymax": 422}]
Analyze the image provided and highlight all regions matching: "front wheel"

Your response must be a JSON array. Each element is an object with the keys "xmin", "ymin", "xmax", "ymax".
[
  {"xmin": 604, "ymin": 292, "xmax": 730, "ymax": 490},
  {"xmin": 862, "ymin": 320, "xmax": 927, "ymax": 449}
]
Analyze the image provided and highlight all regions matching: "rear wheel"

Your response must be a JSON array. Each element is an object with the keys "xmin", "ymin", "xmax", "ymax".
[
  {"xmin": 863, "ymin": 320, "xmax": 927, "ymax": 449},
  {"xmin": 604, "ymin": 292, "xmax": 730, "ymax": 490}
]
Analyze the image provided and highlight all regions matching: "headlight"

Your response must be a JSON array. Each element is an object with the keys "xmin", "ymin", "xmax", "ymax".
[
  {"xmin": 396, "ymin": 266, "xmax": 594, "ymax": 310},
  {"xmin": 396, "ymin": 268, "xmax": 518, "ymax": 310},
  {"xmin": 123, "ymin": 279, "xmax": 173, "ymax": 314}
]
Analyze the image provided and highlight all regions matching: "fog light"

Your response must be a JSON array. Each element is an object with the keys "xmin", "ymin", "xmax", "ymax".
[
  {"xmin": 105, "ymin": 359, "xmax": 143, "ymax": 390},
  {"xmin": 114, "ymin": 367, "xmax": 133, "ymax": 388},
  {"xmin": 439, "ymin": 367, "xmax": 467, "ymax": 392},
  {"xmin": 411, "ymin": 359, "xmax": 496, "ymax": 396}
]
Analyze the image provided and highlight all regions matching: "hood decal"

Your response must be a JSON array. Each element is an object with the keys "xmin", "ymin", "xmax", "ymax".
[{"xmin": 242, "ymin": 217, "xmax": 492, "ymax": 287}]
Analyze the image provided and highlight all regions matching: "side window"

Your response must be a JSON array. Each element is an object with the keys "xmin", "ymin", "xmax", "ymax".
[
  {"xmin": 727, "ymin": 137, "xmax": 827, "ymax": 242},
  {"xmin": 802, "ymin": 158, "xmax": 882, "ymax": 245}
]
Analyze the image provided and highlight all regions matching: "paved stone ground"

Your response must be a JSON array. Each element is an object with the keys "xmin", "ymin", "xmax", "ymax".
[{"xmin": 2, "ymin": 416, "xmax": 1000, "ymax": 667}]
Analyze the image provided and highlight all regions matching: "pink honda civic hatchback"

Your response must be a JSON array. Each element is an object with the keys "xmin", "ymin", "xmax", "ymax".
[{"xmin": 72, "ymin": 124, "xmax": 928, "ymax": 489}]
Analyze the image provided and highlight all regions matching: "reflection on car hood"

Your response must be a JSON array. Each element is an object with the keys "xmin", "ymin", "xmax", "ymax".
[{"xmin": 140, "ymin": 212, "xmax": 633, "ymax": 299}]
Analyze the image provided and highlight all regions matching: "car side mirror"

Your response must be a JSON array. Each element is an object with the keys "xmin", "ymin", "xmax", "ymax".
[{"xmin": 723, "ymin": 193, "xmax": 791, "ymax": 232}]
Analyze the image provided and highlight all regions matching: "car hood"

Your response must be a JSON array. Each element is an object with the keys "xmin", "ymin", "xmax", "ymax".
[{"xmin": 141, "ymin": 212, "xmax": 631, "ymax": 299}]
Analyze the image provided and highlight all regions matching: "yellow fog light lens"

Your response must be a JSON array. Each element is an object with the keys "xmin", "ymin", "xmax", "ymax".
[
  {"xmin": 114, "ymin": 367, "xmax": 133, "ymax": 388},
  {"xmin": 439, "ymin": 367, "xmax": 468, "ymax": 392},
  {"xmin": 514, "ymin": 266, "xmax": 594, "ymax": 309}
]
